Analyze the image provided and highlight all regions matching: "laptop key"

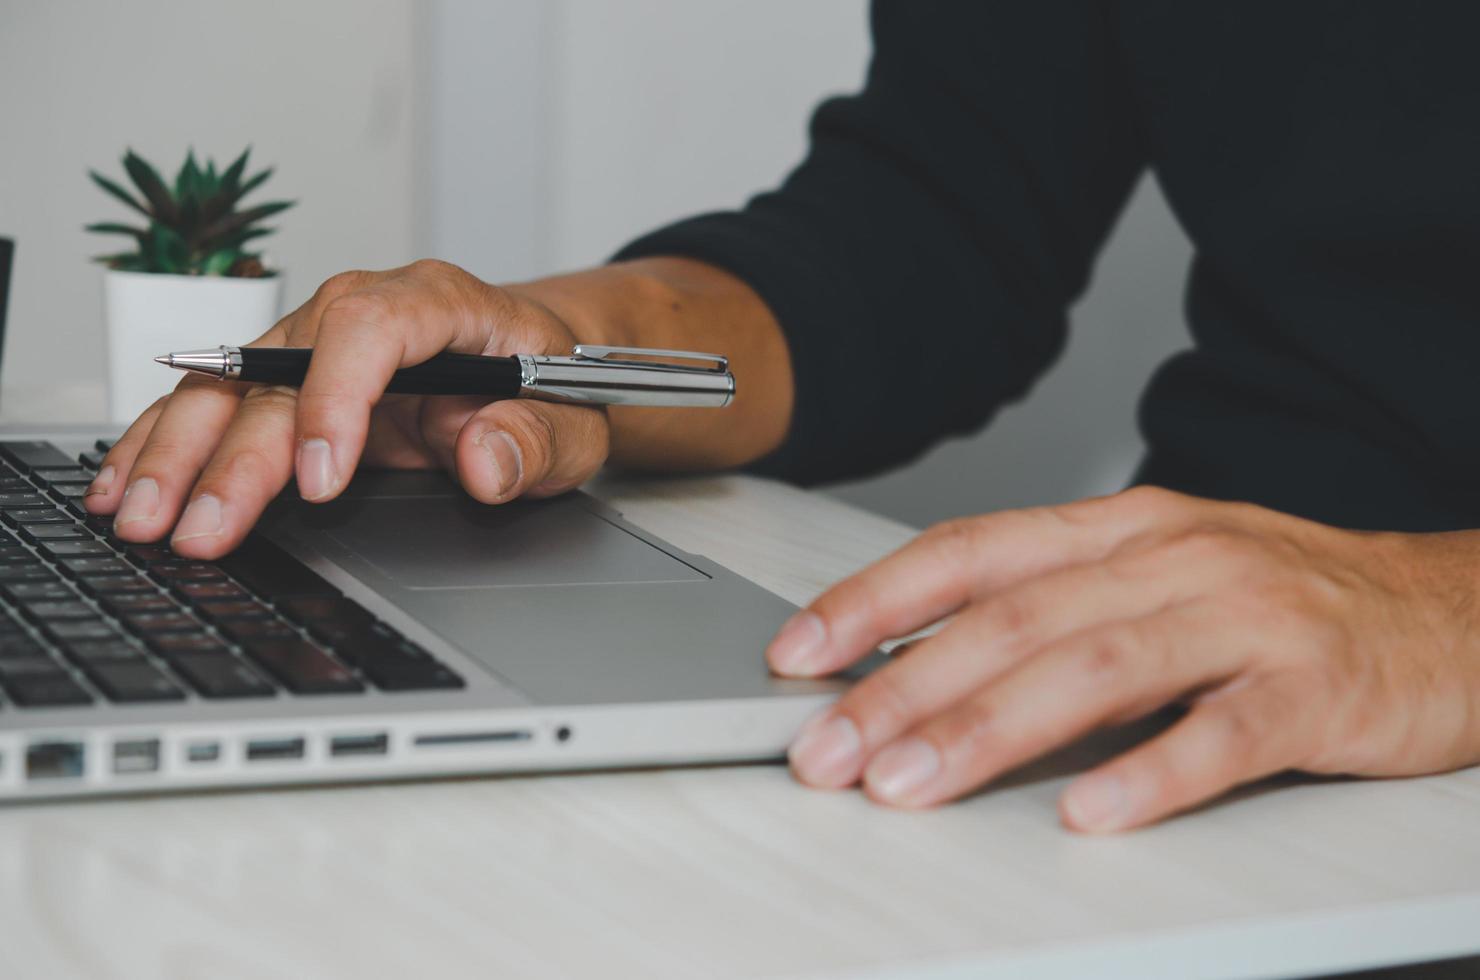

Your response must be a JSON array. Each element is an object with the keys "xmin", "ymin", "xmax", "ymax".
[
  {"xmin": 1, "ymin": 508, "xmax": 72, "ymax": 527},
  {"xmin": 242, "ymin": 638, "xmax": 363, "ymax": 694},
  {"xmin": 0, "ymin": 636, "xmax": 47, "ymax": 659},
  {"xmin": 148, "ymin": 563, "xmax": 227, "ymax": 585},
  {"xmin": 120, "ymin": 544, "xmax": 176, "ymax": 567},
  {"xmin": 19, "ymin": 600, "xmax": 96, "ymax": 622},
  {"xmin": 78, "ymin": 574, "xmax": 156, "ymax": 596},
  {"xmin": 0, "ymin": 565, "xmax": 59, "ymax": 584},
  {"xmin": 57, "ymin": 556, "xmax": 134, "ymax": 579},
  {"xmin": 39, "ymin": 540, "xmax": 115, "ymax": 560},
  {"xmin": 3, "ymin": 671, "xmax": 93, "ymax": 707},
  {"xmin": 363, "ymin": 658, "xmax": 465, "ymax": 692},
  {"xmin": 194, "ymin": 599, "xmax": 274, "ymax": 626},
  {"xmin": 171, "ymin": 653, "xmax": 276, "ymax": 699},
  {"xmin": 99, "ymin": 592, "xmax": 177, "ymax": 616},
  {"xmin": 42, "ymin": 619, "xmax": 123, "ymax": 645},
  {"xmin": 217, "ymin": 535, "xmax": 339, "ymax": 600},
  {"xmin": 0, "ymin": 492, "xmax": 54, "ymax": 510},
  {"xmin": 20, "ymin": 523, "xmax": 92, "ymax": 542},
  {"xmin": 0, "ymin": 476, "xmax": 31, "ymax": 492},
  {"xmin": 215, "ymin": 617, "xmax": 297, "ymax": 645},
  {"xmin": 144, "ymin": 631, "xmax": 232, "ymax": 657},
  {"xmin": 83, "ymin": 661, "xmax": 185, "ymax": 703},
  {"xmin": 47, "ymin": 484, "xmax": 90, "ymax": 502},
  {"xmin": 118, "ymin": 611, "xmax": 203, "ymax": 635},
  {"xmin": 62, "ymin": 641, "xmax": 145, "ymax": 664},
  {"xmin": 33, "ymin": 467, "xmax": 94, "ymax": 486},
  {"xmin": 173, "ymin": 580, "xmax": 250, "ymax": 603},
  {"xmin": 3, "ymin": 581, "xmax": 77, "ymax": 603},
  {"xmin": 78, "ymin": 450, "xmax": 108, "ymax": 470},
  {"xmin": 0, "ymin": 441, "xmax": 78, "ymax": 473}
]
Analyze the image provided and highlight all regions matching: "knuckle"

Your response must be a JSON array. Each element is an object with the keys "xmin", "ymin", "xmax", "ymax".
[
  {"xmin": 1079, "ymin": 631, "xmax": 1135, "ymax": 685},
  {"xmin": 321, "ymin": 290, "xmax": 393, "ymax": 328},
  {"xmin": 499, "ymin": 407, "xmax": 558, "ymax": 479},
  {"xmin": 983, "ymin": 593, "xmax": 1036, "ymax": 645},
  {"xmin": 211, "ymin": 442, "xmax": 282, "ymax": 490},
  {"xmin": 241, "ymin": 384, "xmax": 300, "ymax": 413},
  {"xmin": 923, "ymin": 516, "xmax": 986, "ymax": 565},
  {"xmin": 316, "ymin": 269, "xmax": 371, "ymax": 301},
  {"xmin": 1119, "ymin": 484, "xmax": 1183, "ymax": 514},
  {"xmin": 408, "ymin": 257, "xmax": 459, "ymax": 279},
  {"xmin": 932, "ymin": 698, "xmax": 995, "ymax": 757},
  {"xmin": 1164, "ymin": 524, "xmax": 1255, "ymax": 567},
  {"xmin": 848, "ymin": 670, "xmax": 918, "ymax": 738}
]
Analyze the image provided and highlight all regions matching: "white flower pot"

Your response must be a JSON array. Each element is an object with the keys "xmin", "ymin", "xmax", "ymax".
[{"xmin": 102, "ymin": 269, "xmax": 283, "ymax": 424}]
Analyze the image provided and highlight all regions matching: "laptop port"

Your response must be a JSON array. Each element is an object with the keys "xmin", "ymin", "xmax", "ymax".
[
  {"xmin": 185, "ymin": 741, "xmax": 221, "ymax": 764},
  {"xmin": 27, "ymin": 741, "xmax": 85, "ymax": 781},
  {"xmin": 329, "ymin": 733, "xmax": 389, "ymax": 758},
  {"xmin": 245, "ymin": 737, "xmax": 305, "ymax": 762},
  {"xmin": 413, "ymin": 730, "xmax": 532, "ymax": 748},
  {"xmin": 112, "ymin": 738, "xmax": 160, "ymax": 775}
]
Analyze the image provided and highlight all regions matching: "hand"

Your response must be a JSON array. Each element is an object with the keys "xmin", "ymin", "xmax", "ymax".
[
  {"xmin": 84, "ymin": 259, "xmax": 611, "ymax": 558},
  {"xmin": 767, "ymin": 486, "xmax": 1480, "ymax": 832}
]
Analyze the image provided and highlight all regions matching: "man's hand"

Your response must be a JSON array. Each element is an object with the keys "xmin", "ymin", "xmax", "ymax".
[
  {"xmin": 84, "ymin": 259, "xmax": 610, "ymax": 558},
  {"xmin": 768, "ymin": 486, "xmax": 1480, "ymax": 832}
]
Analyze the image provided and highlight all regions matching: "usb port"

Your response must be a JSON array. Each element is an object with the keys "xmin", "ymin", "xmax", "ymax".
[
  {"xmin": 112, "ymin": 738, "xmax": 160, "ymax": 775},
  {"xmin": 330, "ymin": 733, "xmax": 389, "ymax": 758},
  {"xmin": 185, "ymin": 741, "xmax": 221, "ymax": 764},
  {"xmin": 27, "ymin": 741, "xmax": 85, "ymax": 781},
  {"xmin": 245, "ymin": 737, "xmax": 305, "ymax": 762}
]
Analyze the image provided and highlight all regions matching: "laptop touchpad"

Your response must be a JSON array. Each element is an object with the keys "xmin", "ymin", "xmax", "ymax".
[{"xmin": 291, "ymin": 492, "xmax": 707, "ymax": 590}]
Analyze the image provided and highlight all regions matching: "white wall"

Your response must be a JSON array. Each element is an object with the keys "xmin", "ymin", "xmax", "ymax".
[{"xmin": 0, "ymin": 0, "xmax": 419, "ymax": 402}]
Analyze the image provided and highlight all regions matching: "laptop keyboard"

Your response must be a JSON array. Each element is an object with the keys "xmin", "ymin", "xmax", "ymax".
[{"xmin": 0, "ymin": 439, "xmax": 464, "ymax": 709}]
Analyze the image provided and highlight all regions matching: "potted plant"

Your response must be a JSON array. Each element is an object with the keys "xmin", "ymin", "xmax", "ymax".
[{"xmin": 87, "ymin": 148, "xmax": 293, "ymax": 421}]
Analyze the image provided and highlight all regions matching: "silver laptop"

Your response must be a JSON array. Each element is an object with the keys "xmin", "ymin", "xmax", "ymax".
[{"xmin": 0, "ymin": 429, "xmax": 849, "ymax": 801}]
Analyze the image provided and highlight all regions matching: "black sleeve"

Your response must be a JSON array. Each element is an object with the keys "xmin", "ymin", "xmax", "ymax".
[{"xmin": 613, "ymin": 1, "xmax": 1147, "ymax": 485}]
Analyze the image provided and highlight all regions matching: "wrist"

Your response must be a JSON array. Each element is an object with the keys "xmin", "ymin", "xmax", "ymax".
[{"xmin": 505, "ymin": 263, "xmax": 675, "ymax": 351}]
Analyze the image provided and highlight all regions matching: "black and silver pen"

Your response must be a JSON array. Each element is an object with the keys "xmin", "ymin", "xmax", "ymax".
[{"xmin": 154, "ymin": 345, "xmax": 735, "ymax": 407}]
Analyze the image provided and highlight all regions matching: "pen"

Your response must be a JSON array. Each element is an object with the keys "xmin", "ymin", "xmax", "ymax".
[{"xmin": 154, "ymin": 345, "xmax": 735, "ymax": 407}]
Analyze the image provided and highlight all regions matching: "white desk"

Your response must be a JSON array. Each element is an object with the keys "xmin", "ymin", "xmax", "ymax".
[{"xmin": 0, "ymin": 399, "xmax": 1478, "ymax": 979}]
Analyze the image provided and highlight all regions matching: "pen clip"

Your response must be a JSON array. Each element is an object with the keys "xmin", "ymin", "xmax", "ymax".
[{"xmin": 571, "ymin": 345, "xmax": 729, "ymax": 373}]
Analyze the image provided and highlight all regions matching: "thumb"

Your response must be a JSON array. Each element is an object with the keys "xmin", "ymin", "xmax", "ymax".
[{"xmin": 454, "ymin": 399, "xmax": 610, "ymax": 503}]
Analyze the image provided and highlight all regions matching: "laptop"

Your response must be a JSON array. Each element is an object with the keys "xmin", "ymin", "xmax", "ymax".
[{"xmin": 0, "ymin": 247, "xmax": 857, "ymax": 800}]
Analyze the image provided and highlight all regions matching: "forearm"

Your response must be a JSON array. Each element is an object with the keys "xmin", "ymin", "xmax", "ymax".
[{"xmin": 510, "ymin": 257, "xmax": 794, "ymax": 471}]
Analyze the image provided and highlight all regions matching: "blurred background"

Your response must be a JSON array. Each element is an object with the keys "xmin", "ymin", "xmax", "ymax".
[{"xmin": 0, "ymin": 0, "xmax": 1191, "ymax": 529}]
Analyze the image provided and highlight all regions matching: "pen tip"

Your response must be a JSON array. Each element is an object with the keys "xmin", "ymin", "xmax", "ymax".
[{"xmin": 153, "ymin": 355, "xmax": 171, "ymax": 366}]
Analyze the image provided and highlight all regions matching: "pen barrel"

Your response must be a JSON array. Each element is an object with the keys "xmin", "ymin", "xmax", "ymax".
[
  {"xmin": 237, "ymin": 348, "xmax": 523, "ymax": 398},
  {"xmin": 382, "ymin": 353, "xmax": 523, "ymax": 397}
]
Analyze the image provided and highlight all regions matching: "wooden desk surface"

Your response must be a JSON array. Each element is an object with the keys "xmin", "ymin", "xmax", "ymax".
[{"xmin": 0, "ymin": 425, "xmax": 1477, "ymax": 978}]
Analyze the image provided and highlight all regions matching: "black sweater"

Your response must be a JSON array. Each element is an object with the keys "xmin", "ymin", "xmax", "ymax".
[{"xmin": 615, "ymin": 2, "xmax": 1480, "ymax": 533}]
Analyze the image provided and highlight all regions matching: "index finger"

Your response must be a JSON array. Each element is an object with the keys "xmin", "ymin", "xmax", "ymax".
[
  {"xmin": 289, "ymin": 270, "xmax": 496, "ymax": 502},
  {"xmin": 766, "ymin": 486, "xmax": 1195, "ymax": 678}
]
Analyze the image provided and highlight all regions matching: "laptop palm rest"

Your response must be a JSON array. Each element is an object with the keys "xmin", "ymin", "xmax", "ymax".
[
  {"xmin": 297, "ymin": 492, "xmax": 706, "ymax": 590},
  {"xmin": 263, "ymin": 471, "xmax": 815, "ymax": 705}
]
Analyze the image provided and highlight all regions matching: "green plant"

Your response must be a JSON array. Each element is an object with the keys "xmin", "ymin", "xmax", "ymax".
[{"xmin": 86, "ymin": 147, "xmax": 293, "ymax": 277}]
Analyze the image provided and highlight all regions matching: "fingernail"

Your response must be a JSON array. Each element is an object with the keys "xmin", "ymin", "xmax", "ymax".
[
  {"xmin": 1062, "ymin": 773, "xmax": 1129, "ymax": 832},
  {"xmin": 296, "ymin": 438, "xmax": 338, "ymax": 501},
  {"xmin": 768, "ymin": 610, "xmax": 827, "ymax": 675},
  {"xmin": 172, "ymin": 493, "xmax": 223, "ymax": 543},
  {"xmin": 114, "ymin": 477, "xmax": 160, "ymax": 527},
  {"xmin": 788, "ymin": 711, "xmax": 861, "ymax": 787},
  {"xmin": 84, "ymin": 464, "xmax": 115, "ymax": 497},
  {"xmin": 476, "ymin": 430, "xmax": 521, "ymax": 498},
  {"xmin": 865, "ymin": 737, "xmax": 941, "ymax": 804}
]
